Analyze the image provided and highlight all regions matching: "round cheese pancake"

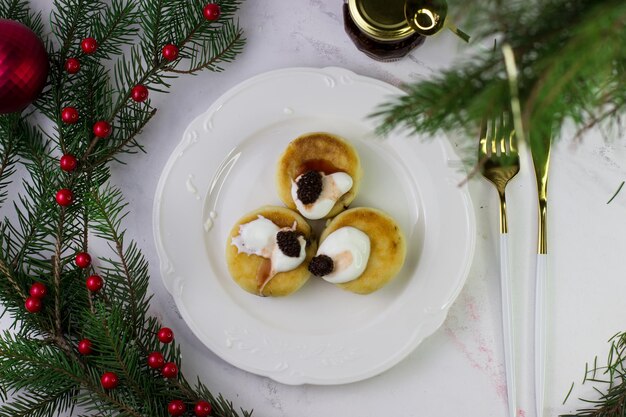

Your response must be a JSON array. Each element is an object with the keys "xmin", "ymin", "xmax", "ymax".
[
  {"xmin": 318, "ymin": 207, "xmax": 406, "ymax": 294},
  {"xmin": 276, "ymin": 132, "xmax": 362, "ymax": 219},
  {"xmin": 226, "ymin": 206, "xmax": 316, "ymax": 297}
]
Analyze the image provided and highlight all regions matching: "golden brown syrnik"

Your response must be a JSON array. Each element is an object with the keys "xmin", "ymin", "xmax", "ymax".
[
  {"xmin": 313, "ymin": 207, "xmax": 406, "ymax": 294},
  {"xmin": 276, "ymin": 132, "xmax": 362, "ymax": 220},
  {"xmin": 226, "ymin": 206, "xmax": 317, "ymax": 297}
]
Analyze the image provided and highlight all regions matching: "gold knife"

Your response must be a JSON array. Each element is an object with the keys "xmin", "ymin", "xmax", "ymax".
[
  {"xmin": 502, "ymin": 44, "xmax": 552, "ymax": 417},
  {"xmin": 531, "ymin": 132, "xmax": 551, "ymax": 417}
]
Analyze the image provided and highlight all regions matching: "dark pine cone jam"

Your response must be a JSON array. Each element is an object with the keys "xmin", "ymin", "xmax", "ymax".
[
  {"xmin": 308, "ymin": 255, "xmax": 334, "ymax": 277},
  {"xmin": 276, "ymin": 230, "xmax": 301, "ymax": 258},
  {"xmin": 296, "ymin": 170, "xmax": 323, "ymax": 204}
]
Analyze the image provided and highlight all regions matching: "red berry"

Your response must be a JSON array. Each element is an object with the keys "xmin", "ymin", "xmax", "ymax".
[
  {"xmin": 194, "ymin": 400, "xmax": 212, "ymax": 417},
  {"xmin": 93, "ymin": 121, "xmax": 112, "ymax": 138},
  {"xmin": 131, "ymin": 85, "xmax": 149, "ymax": 102},
  {"xmin": 203, "ymin": 3, "xmax": 221, "ymax": 21},
  {"xmin": 61, "ymin": 107, "xmax": 79, "ymax": 124},
  {"xmin": 24, "ymin": 296, "xmax": 42, "ymax": 313},
  {"xmin": 29, "ymin": 282, "xmax": 47, "ymax": 299},
  {"xmin": 75, "ymin": 252, "xmax": 92, "ymax": 268},
  {"xmin": 81, "ymin": 37, "xmax": 98, "ymax": 54},
  {"xmin": 86, "ymin": 275, "xmax": 103, "ymax": 292},
  {"xmin": 78, "ymin": 338, "xmax": 93, "ymax": 355},
  {"xmin": 147, "ymin": 351, "xmax": 165, "ymax": 369},
  {"xmin": 157, "ymin": 327, "xmax": 174, "ymax": 344},
  {"xmin": 161, "ymin": 44, "xmax": 179, "ymax": 61},
  {"xmin": 100, "ymin": 372, "xmax": 118, "ymax": 390},
  {"xmin": 60, "ymin": 154, "xmax": 78, "ymax": 172},
  {"xmin": 55, "ymin": 189, "xmax": 74, "ymax": 206},
  {"xmin": 168, "ymin": 400, "xmax": 186, "ymax": 416},
  {"xmin": 65, "ymin": 58, "xmax": 80, "ymax": 74},
  {"xmin": 161, "ymin": 362, "xmax": 178, "ymax": 378}
]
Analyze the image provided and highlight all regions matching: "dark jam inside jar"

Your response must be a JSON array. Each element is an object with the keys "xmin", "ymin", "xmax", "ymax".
[{"xmin": 343, "ymin": 1, "xmax": 425, "ymax": 62}]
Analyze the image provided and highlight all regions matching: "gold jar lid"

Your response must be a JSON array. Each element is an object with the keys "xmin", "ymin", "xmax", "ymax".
[{"xmin": 348, "ymin": 0, "xmax": 416, "ymax": 42}]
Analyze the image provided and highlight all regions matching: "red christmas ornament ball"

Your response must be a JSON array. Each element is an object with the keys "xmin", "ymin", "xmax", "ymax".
[
  {"xmin": 194, "ymin": 400, "xmax": 212, "ymax": 417},
  {"xmin": 161, "ymin": 362, "xmax": 178, "ymax": 378},
  {"xmin": 75, "ymin": 252, "xmax": 92, "ymax": 268},
  {"xmin": 61, "ymin": 106, "xmax": 79, "ymax": 124},
  {"xmin": 55, "ymin": 188, "xmax": 74, "ymax": 206},
  {"xmin": 203, "ymin": 3, "xmax": 221, "ymax": 21},
  {"xmin": 100, "ymin": 372, "xmax": 119, "ymax": 390},
  {"xmin": 131, "ymin": 84, "xmax": 149, "ymax": 102},
  {"xmin": 80, "ymin": 37, "xmax": 98, "ymax": 54},
  {"xmin": 29, "ymin": 282, "xmax": 47, "ymax": 298},
  {"xmin": 93, "ymin": 120, "xmax": 112, "ymax": 138},
  {"xmin": 78, "ymin": 338, "xmax": 93, "ymax": 355},
  {"xmin": 60, "ymin": 154, "xmax": 78, "ymax": 172},
  {"xmin": 168, "ymin": 400, "xmax": 187, "ymax": 416},
  {"xmin": 24, "ymin": 296, "xmax": 42, "ymax": 313},
  {"xmin": 86, "ymin": 275, "xmax": 104, "ymax": 292},
  {"xmin": 147, "ymin": 351, "xmax": 165, "ymax": 369},
  {"xmin": 65, "ymin": 58, "xmax": 80, "ymax": 74},
  {"xmin": 157, "ymin": 327, "xmax": 174, "ymax": 343},
  {"xmin": 0, "ymin": 19, "xmax": 50, "ymax": 114},
  {"xmin": 161, "ymin": 44, "xmax": 179, "ymax": 61}
]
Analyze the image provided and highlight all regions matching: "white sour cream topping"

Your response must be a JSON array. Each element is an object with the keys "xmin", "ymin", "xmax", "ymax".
[
  {"xmin": 291, "ymin": 172, "xmax": 353, "ymax": 220},
  {"xmin": 317, "ymin": 226, "xmax": 370, "ymax": 284},
  {"xmin": 231, "ymin": 216, "xmax": 307, "ymax": 292},
  {"xmin": 231, "ymin": 216, "xmax": 278, "ymax": 257}
]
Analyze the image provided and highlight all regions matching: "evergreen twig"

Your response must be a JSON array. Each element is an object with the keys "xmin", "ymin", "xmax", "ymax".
[{"xmin": 0, "ymin": 0, "xmax": 248, "ymax": 416}]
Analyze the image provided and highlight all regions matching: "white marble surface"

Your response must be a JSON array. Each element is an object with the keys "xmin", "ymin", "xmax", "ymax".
[{"xmin": 4, "ymin": 1, "xmax": 626, "ymax": 416}]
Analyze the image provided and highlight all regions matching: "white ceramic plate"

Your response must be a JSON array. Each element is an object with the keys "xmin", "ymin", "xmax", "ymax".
[{"xmin": 153, "ymin": 67, "xmax": 475, "ymax": 385}]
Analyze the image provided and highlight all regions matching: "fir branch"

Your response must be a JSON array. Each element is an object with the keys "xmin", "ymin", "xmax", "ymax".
[
  {"xmin": 375, "ymin": 0, "xmax": 626, "ymax": 149},
  {"xmin": 92, "ymin": 0, "xmax": 140, "ymax": 61},
  {"xmin": 0, "ymin": 258, "xmax": 26, "ymax": 300},
  {"xmin": 0, "ymin": 389, "xmax": 77, "ymax": 417},
  {"xmin": 52, "ymin": 208, "xmax": 67, "ymax": 337},
  {"xmin": 562, "ymin": 333, "xmax": 626, "ymax": 417},
  {"xmin": 0, "ymin": 332, "xmax": 82, "ymax": 394},
  {"xmin": 51, "ymin": 0, "xmax": 100, "ymax": 57},
  {"xmin": 0, "ymin": 115, "xmax": 20, "ymax": 208},
  {"xmin": 168, "ymin": 23, "xmax": 245, "ymax": 74},
  {"xmin": 88, "ymin": 185, "xmax": 147, "ymax": 331},
  {"xmin": 0, "ymin": 0, "xmax": 249, "ymax": 415},
  {"xmin": 87, "ymin": 105, "xmax": 157, "ymax": 167},
  {"xmin": 0, "ymin": 0, "xmax": 43, "ymax": 35}
]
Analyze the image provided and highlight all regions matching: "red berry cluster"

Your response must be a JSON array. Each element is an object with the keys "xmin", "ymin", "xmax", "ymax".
[
  {"xmin": 25, "ymin": 282, "xmax": 47, "ymax": 313},
  {"xmin": 168, "ymin": 400, "xmax": 213, "ymax": 417},
  {"xmin": 64, "ymin": 36, "xmax": 98, "ymax": 76},
  {"xmin": 153, "ymin": 328, "xmax": 178, "ymax": 378},
  {"xmin": 152, "ymin": 328, "xmax": 213, "ymax": 416},
  {"xmin": 53, "ymin": 7, "xmax": 222, "ymax": 411},
  {"xmin": 160, "ymin": 3, "xmax": 222, "ymax": 68}
]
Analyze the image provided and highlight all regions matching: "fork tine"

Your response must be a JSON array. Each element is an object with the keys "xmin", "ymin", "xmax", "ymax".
[
  {"xmin": 499, "ymin": 112, "xmax": 507, "ymax": 155},
  {"xmin": 479, "ymin": 117, "xmax": 488, "ymax": 157},
  {"xmin": 508, "ymin": 112, "xmax": 518, "ymax": 154},
  {"xmin": 491, "ymin": 113, "xmax": 498, "ymax": 155}
]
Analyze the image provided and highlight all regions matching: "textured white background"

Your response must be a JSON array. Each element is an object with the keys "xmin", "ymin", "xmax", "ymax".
[{"xmin": 3, "ymin": 1, "xmax": 626, "ymax": 416}]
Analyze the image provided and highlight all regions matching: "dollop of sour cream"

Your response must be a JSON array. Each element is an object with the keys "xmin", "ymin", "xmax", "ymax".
[
  {"xmin": 291, "ymin": 172, "xmax": 353, "ymax": 220},
  {"xmin": 316, "ymin": 226, "xmax": 370, "ymax": 284},
  {"xmin": 231, "ymin": 216, "xmax": 306, "ymax": 292}
]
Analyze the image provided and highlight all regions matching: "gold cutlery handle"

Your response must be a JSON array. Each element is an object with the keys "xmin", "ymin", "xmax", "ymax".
[
  {"xmin": 499, "ymin": 191, "xmax": 508, "ymax": 234},
  {"xmin": 538, "ymin": 199, "xmax": 547, "ymax": 254}
]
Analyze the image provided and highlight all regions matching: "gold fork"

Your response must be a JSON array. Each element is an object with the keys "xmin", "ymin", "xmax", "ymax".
[{"xmin": 479, "ymin": 110, "xmax": 520, "ymax": 417}]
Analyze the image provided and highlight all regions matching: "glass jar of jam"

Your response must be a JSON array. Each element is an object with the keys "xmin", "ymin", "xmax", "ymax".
[{"xmin": 343, "ymin": 0, "xmax": 425, "ymax": 62}]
